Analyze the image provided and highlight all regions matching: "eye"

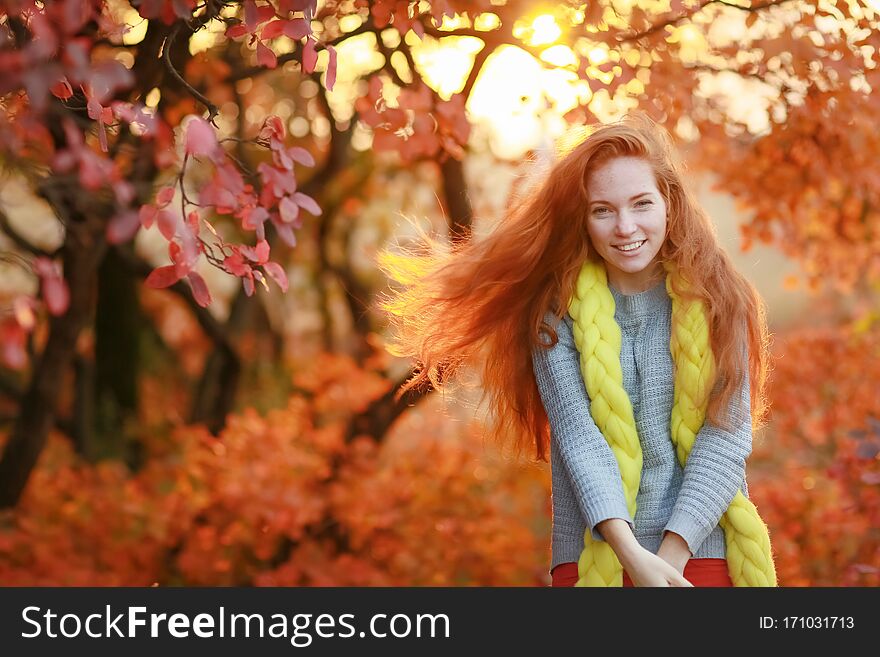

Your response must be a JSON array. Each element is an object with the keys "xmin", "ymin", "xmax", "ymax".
[
  {"xmin": 592, "ymin": 207, "xmax": 609, "ymax": 215},
  {"xmin": 636, "ymin": 199, "xmax": 653, "ymax": 207}
]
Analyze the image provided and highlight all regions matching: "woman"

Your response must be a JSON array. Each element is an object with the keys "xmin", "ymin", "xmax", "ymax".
[{"xmin": 377, "ymin": 111, "xmax": 777, "ymax": 587}]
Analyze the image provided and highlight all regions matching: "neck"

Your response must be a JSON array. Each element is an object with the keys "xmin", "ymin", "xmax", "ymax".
[{"xmin": 606, "ymin": 261, "xmax": 664, "ymax": 295}]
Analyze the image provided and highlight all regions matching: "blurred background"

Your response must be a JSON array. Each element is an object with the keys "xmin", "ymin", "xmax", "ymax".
[{"xmin": 0, "ymin": 0, "xmax": 877, "ymax": 586}]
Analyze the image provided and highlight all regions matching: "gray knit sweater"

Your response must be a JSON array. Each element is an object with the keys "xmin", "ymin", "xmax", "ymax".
[{"xmin": 531, "ymin": 277, "xmax": 752, "ymax": 574}]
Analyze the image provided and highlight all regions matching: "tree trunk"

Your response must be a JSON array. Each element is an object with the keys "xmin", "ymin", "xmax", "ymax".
[
  {"xmin": 0, "ymin": 222, "xmax": 105, "ymax": 507},
  {"xmin": 90, "ymin": 246, "xmax": 140, "ymax": 462},
  {"xmin": 440, "ymin": 157, "xmax": 473, "ymax": 244},
  {"xmin": 188, "ymin": 292, "xmax": 248, "ymax": 435}
]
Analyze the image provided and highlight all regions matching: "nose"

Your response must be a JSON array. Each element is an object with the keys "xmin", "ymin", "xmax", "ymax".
[{"xmin": 614, "ymin": 210, "xmax": 637, "ymax": 237}]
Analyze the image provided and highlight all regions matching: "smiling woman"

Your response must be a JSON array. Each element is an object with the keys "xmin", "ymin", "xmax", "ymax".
[
  {"xmin": 376, "ymin": 111, "xmax": 778, "ymax": 587},
  {"xmin": 584, "ymin": 157, "xmax": 668, "ymax": 294}
]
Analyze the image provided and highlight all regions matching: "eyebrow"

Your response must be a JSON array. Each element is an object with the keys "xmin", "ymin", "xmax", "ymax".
[{"xmin": 589, "ymin": 192, "xmax": 653, "ymax": 207}]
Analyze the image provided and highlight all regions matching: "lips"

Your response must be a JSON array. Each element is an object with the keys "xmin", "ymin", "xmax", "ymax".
[{"xmin": 613, "ymin": 239, "xmax": 646, "ymax": 253}]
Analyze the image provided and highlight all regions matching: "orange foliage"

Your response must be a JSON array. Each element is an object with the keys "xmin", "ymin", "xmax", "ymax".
[
  {"xmin": 3, "ymin": 326, "xmax": 878, "ymax": 586},
  {"xmin": 692, "ymin": 86, "xmax": 880, "ymax": 291},
  {"xmin": 0, "ymin": 352, "xmax": 550, "ymax": 586},
  {"xmin": 3, "ymin": 319, "xmax": 878, "ymax": 586},
  {"xmin": 751, "ymin": 320, "xmax": 880, "ymax": 586}
]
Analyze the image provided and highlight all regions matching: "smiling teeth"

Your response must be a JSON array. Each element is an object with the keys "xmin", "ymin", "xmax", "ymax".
[{"xmin": 616, "ymin": 240, "xmax": 645, "ymax": 252}]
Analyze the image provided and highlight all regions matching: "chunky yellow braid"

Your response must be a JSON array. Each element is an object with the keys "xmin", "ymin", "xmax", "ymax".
[{"xmin": 567, "ymin": 259, "xmax": 777, "ymax": 587}]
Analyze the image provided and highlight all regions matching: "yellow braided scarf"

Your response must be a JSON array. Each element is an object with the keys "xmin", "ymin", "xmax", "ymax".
[{"xmin": 566, "ymin": 259, "xmax": 777, "ymax": 587}]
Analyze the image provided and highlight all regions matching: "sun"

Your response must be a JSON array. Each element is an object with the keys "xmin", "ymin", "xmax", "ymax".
[{"xmin": 529, "ymin": 15, "xmax": 562, "ymax": 46}]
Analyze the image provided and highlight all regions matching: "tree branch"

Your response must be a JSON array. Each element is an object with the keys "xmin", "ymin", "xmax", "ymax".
[
  {"xmin": 226, "ymin": 19, "xmax": 375, "ymax": 83},
  {"xmin": 163, "ymin": 23, "xmax": 220, "ymax": 122},
  {"xmin": 619, "ymin": 0, "xmax": 797, "ymax": 43},
  {"xmin": 683, "ymin": 61, "xmax": 799, "ymax": 95},
  {"xmin": 0, "ymin": 208, "xmax": 58, "ymax": 258},
  {"xmin": 419, "ymin": 20, "xmax": 559, "ymax": 94},
  {"xmin": 344, "ymin": 368, "xmax": 432, "ymax": 444}
]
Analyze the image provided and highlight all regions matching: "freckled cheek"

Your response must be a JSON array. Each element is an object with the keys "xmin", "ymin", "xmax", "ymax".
[
  {"xmin": 585, "ymin": 223, "xmax": 606, "ymax": 249},
  {"xmin": 648, "ymin": 211, "xmax": 668, "ymax": 239}
]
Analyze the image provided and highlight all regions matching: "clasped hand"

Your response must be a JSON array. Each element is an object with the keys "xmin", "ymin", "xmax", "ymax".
[{"xmin": 624, "ymin": 547, "xmax": 694, "ymax": 587}]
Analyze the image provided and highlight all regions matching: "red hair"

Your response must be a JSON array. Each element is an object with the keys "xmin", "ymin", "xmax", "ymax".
[{"xmin": 376, "ymin": 111, "xmax": 770, "ymax": 462}]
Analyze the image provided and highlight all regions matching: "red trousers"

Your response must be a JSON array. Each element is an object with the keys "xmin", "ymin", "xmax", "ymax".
[{"xmin": 551, "ymin": 558, "xmax": 733, "ymax": 587}]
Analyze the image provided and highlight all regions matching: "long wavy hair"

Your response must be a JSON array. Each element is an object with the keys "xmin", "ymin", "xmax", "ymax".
[{"xmin": 375, "ymin": 111, "xmax": 770, "ymax": 462}]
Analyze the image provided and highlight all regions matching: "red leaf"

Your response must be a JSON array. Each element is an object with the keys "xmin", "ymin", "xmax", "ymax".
[
  {"xmin": 242, "ymin": 273, "xmax": 255, "ymax": 297},
  {"xmin": 261, "ymin": 20, "xmax": 286, "ymax": 40},
  {"xmin": 240, "ymin": 241, "xmax": 266, "ymax": 264},
  {"xmin": 263, "ymin": 261, "xmax": 289, "ymax": 292},
  {"xmin": 302, "ymin": 38, "xmax": 317, "ymax": 74},
  {"xmin": 223, "ymin": 251, "xmax": 250, "ymax": 277},
  {"xmin": 325, "ymin": 45, "xmax": 337, "ymax": 91},
  {"xmin": 279, "ymin": 196, "xmax": 300, "ymax": 225},
  {"xmin": 184, "ymin": 117, "xmax": 219, "ymax": 157},
  {"xmin": 86, "ymin": 94, "xmax": 104, "ymax": 122},
  {"xmin": 282, "ymin": 19, "xmax": 310, "ymax": 40},
  {"xmin": 255, "ymin": 4, "xmax": 277, "ymax": 25},
  {"xmin": 258, "ymin": 161, "xmax": 297, "ymax": 197},
  {"xmin": 106, "ymin": 210, "xmax": 141, "ymax": 244},
  {"xmin": 95, "ymin": 120, "xmax": 108, "ymax": 152},
  {"xmin": 187, "ymin": 271, "xmax": 212, "ymax": 307},
  {"xmin": 139, "ymin": 205, "xmax": 158, "ymax": 229},
  {"xmin": 293, "ymin": 192, "xmax": 322, "ymax": 216},
  {"xmin": 157, "ymin": 209, "xmax": 178, "ymax": 241},
  {"xmin": 257, "ymin": 41, "xmax": 277, "ymax": 69},
  {"xmin": 179, "ymin": 227, "xmax": 201, "ymax": 273},
  {"xmin": 254, "ymin": 239, "xmax": 270, "ymax": 263},
  {"xmin": 156, "ymin": 186, "xmax": 175, "ymax": 207},
  {"xmin": 199, "ymin": 177, "xmax": 238, "ymax": 212},
  {"xmin": 187, "ymin": 210, "xmax": 200, "ymax": 235},
  {"xmin": 274, "ymin": 222, "xmax": 297, "ymax": 247},
  {"xmin": 226, "ymin": 24, "xmax": 248, "ymax": 38},
  {"xmin": 260, "ymin": 116, "xmax": 286, "ymax": 141},
  {"xmin": 241, "ymin": 206, "xmax": 270, "ymax": 231},
  {"xmin": 280, "ymin": 0, "xmax": 316, "ymax": 11},
  {"xmin": 50, "ymin": 79, "xmax": 73, "ymax": 100},
  {"xmin": 289, "ymin": 147, "xmax": 315, "ymax": 167},
  {"xmin": 244, "ymin": 0, "xmax": 259, "ymax": 31},
  {"xmin": 169, "ymin": 240, "xmax": 183, "ymax": 266},
  {"xmin": 145, "ymin": 265, "xmax": 183, "ymax": 289}
]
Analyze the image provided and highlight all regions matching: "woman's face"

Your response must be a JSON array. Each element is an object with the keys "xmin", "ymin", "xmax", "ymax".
[{"xmin": 585, "ymin": 156, "xmax": 668, "ymax": 294}]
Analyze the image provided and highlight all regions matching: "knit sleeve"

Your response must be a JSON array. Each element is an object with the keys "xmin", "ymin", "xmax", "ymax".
[
  {"xmin": 532, "ymin": 312, "xmax": 634, "ymax": 543},
  {"xmin": 663, "ymin": 352, "xmax": 753, "ymax": 556}
]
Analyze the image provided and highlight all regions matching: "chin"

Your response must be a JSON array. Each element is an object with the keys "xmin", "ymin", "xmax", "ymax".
[{"xmin": 612, "ymin": 258, "xmax": 652, "ymax": 274}]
